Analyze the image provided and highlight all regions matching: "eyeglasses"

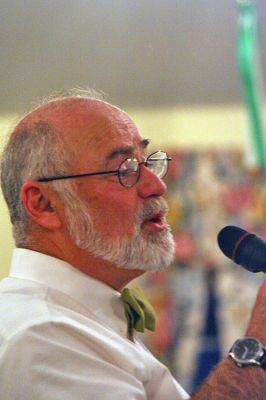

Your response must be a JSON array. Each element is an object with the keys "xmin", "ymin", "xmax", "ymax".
[{"xmin": 37, "ymin": 150, "xmax": 171, "ymax": 188}]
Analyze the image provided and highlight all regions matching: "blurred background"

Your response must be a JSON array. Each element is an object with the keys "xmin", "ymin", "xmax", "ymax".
[{"xmin": 1, "ymin": 0, "xmax": 266, "ymax": 394}]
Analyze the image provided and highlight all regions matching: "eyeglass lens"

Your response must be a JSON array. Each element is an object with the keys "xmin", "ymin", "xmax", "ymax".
[
  {"xmin": 147, "ymin": 151, "xmax": 168, "ymax": 178},
  {"xmin": 118, "ymin": 151, "xmax": 168, "ymax": 188},
  {"xmin": 119, "ymin": 159, "xmax": 139, "ymax": 187}
]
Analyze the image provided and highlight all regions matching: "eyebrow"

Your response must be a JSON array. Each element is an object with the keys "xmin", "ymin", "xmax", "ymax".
[{"xmin": 106, "ymin": 138, "xmax": 150, "ymax": 161}]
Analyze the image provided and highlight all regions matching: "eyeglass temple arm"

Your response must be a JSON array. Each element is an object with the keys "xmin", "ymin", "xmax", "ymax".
[{"xmin": 37, "ymin": 169, "xmax": 119, "ymax": 182}]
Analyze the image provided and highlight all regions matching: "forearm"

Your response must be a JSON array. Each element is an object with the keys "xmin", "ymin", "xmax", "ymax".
[
  {"xmin": 191, "ymin": 280, "xmax": 266, "ymax": 399},
  {"xmin": 191, "ymin": 357, "xmax": 266, "ymax": 400}
]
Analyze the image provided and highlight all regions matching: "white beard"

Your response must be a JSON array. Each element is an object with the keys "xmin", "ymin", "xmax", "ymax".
[{"xmin": 63, "ymin": 188, "xmax": 175, "ymax": 271}]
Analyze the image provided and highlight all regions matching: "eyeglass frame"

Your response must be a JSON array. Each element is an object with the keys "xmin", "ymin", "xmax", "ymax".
[{"xmin": 37, "ymin": 150, "xmax": 172, "ymax": 188}]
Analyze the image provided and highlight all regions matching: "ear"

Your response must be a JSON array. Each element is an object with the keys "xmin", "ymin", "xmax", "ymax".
[{"xmin": 21, "ymin": 180, "xmax": 62, "ymax": 230}]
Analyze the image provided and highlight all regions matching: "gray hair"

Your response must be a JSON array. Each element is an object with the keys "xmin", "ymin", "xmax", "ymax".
[{"xmin": 0, "ymin": 88, "xmax": 105, "ymax": 246}]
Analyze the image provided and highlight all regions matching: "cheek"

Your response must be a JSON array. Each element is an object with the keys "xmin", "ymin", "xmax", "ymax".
[{"xmin": 85, "ymin": 187, "xmax": 139, "ymax": 236}]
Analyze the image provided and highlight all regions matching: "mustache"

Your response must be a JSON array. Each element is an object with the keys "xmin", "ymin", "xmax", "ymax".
[{"xmin": 138, "ymin": 198, "xmax": 169, "ymax": 221}]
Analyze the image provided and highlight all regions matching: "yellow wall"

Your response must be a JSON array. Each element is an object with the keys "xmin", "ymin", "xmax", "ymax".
[
  {"xmin": 129, "ymin": 104, "xmax": 246, "ymax": 150},
  {"xmin": 0, "ymin": 105, "xmax": 246, "ymax": 278}
]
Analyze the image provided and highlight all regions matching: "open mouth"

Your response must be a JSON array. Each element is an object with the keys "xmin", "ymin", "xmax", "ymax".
[
  {"xmin": 142, "ymin": 212, "xmax": 166, "ymax": 231},
  {"xmin": 149, "ymin": 216, "xmax": 162, "ymax": 223}
]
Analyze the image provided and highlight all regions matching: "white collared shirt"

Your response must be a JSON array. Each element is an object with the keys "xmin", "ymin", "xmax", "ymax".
[{"xmin": 0, "ymin": 248, "xmax": 189, "ymax": 400}]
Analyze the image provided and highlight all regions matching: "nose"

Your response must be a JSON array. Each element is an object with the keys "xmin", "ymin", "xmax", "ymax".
[{"xmin": 136, "ymin": 165, "xmax": 167, "ymax": 198}]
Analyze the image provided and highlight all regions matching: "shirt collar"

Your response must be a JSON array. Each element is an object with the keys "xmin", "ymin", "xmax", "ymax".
[{"xmin": 9, "ymin": 248, "xmax": 128, "ymax": 337}]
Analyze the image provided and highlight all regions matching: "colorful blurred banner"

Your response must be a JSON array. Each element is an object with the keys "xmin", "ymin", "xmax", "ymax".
[{"xmin": 191, "ymin": 269, "xmax": 222, "ymax": 392}]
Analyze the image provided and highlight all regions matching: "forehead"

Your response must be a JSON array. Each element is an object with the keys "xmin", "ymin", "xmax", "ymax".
[{"xmin": 63, "ymin": 100, "xmax": 148, "ymax": 166}]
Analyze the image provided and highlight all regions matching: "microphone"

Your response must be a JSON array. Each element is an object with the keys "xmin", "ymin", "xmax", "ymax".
[{"xmin": 217, "ymin": 225, "xmax": 266, "ymax": 273}]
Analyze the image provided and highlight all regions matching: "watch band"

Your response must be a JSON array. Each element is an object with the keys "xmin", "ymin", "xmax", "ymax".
[{"xmin": 261, "ymin": 351, "xmax": 266, "ymax": 370}]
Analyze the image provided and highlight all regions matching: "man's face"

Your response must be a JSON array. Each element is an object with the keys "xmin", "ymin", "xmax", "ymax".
[{"xmin": 61, "ymin": 100, "xmax": 175, "ymax": 271}]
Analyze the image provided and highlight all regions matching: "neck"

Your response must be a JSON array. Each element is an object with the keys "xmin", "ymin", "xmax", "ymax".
[{"xmin": 26, "ymin": 234, "xmax": 145, "ymax": 292}]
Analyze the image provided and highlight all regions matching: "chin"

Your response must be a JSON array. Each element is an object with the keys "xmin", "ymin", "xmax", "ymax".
[{"xmin": 119, "ymin": 229, "xmax": 176, "ymax": 272}]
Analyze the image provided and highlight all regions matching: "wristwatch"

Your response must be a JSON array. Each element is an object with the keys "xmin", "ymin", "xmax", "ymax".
[{"xmin": 229, "ymin": 337, "xmax": 266, "ymax": 370}]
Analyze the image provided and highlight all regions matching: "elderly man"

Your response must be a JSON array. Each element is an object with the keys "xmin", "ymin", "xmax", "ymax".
[{"xmin": 0, "ymin": 91, "xmax": 265, "ymax": 399}]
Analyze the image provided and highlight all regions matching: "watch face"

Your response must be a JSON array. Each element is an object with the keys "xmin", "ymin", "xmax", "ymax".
[{"xmin": 232, "ymin": 337, "xmax": 264, "ymax": 365}]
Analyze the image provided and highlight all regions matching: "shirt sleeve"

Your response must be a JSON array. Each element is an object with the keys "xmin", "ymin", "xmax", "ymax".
[{"xmin": 0, "ymin": 319, "xmax": 189, "ymax": 400}]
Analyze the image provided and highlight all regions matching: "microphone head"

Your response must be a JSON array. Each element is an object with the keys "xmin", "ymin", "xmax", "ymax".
[
  {"xmin": 217, "ymin": 225, "xmax": 266, "ymax": 273},
  {"xmin": 217, "ymin": 225, "xmax": 248, "ymax": 259}
]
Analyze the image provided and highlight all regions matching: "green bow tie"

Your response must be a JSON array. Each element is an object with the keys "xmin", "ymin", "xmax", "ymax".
[{"xmin": 121, "ymin": 287, "xmax": 156, "ymax": 333}]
